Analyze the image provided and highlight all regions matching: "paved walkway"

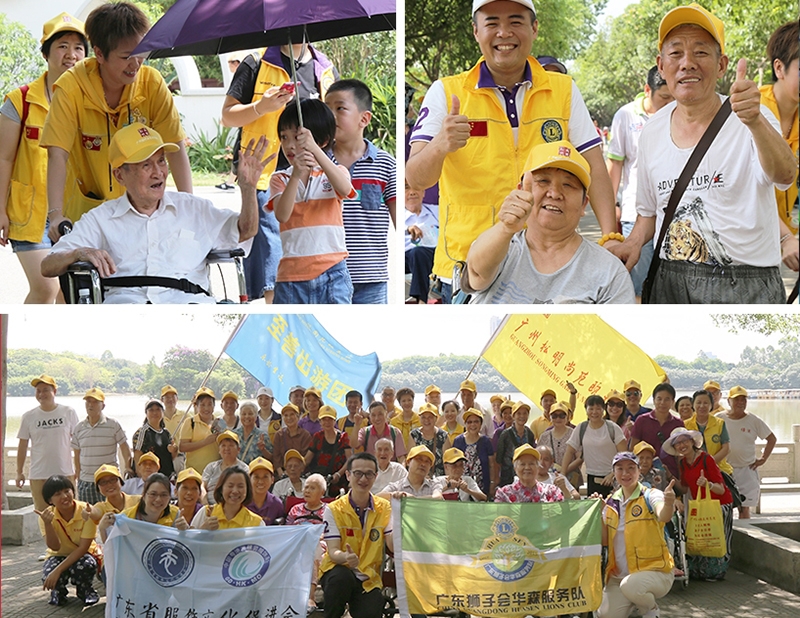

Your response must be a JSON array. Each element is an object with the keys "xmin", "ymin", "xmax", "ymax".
[{"xmin": 4, "ymin": 491, "xmax": 800, "ymax": 618}]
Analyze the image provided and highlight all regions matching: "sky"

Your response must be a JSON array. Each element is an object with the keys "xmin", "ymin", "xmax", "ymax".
[{"xmin": 3, "ymin": 307, "xmax": 785, "ymax": 367}]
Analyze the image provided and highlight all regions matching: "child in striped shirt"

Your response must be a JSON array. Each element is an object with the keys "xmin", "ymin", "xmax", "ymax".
[{"xmin": 268, "ymin": 99, "xmax": 355, "ymax": 303}]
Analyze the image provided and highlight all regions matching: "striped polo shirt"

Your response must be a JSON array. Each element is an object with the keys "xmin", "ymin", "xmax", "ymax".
[
  {"xmin": 70, "ymin": 414, "xmax": 128, "ymax": 483},
  {"xmin": 337, "ymin": 140, "xmax": 397, "ymax": 283},
  {"xmin": 268, "ymin": 163, "xmax": 355, "ymax": 282}
]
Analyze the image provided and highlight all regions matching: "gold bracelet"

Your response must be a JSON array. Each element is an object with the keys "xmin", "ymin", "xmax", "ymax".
[{"xmin": 598, "ymin": 232, "xmax": 625, "ymax": 246}]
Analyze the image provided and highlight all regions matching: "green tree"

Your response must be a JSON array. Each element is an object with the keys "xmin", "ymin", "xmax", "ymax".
[
  {"xmin": 0, "ymin": 14, "xmax": 45, "ymax": 95},
  {"xmin": 712, "ymin": 314, "xmax": 800, "ymax": 338}
]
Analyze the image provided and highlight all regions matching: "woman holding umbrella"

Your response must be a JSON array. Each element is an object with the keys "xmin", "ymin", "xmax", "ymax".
[
  {"xmin": 40, "ymin": 2, "xmax": 191, "ymax": 238},
  {"xmin": 0, "ymin": 13, "xmax": 86, "ymax": 303}
]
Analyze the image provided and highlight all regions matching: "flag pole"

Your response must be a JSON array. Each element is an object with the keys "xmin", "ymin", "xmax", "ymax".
[
  {"xmin": 464, "ymin": 315, "xmax": 510, "ymax": 381},
  {"xmin": 170, "ymin": 315, "xmax": 249, "ymax": 440}
]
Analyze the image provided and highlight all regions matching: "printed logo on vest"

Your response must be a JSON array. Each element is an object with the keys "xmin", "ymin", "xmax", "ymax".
[
  {"xmin": 631, "ymin": 504, "xmax": 643, "ymax": 517},
  {"xmin": 25, "ymin": 127, "xmax": 40, "ymax": 140},
  {"xmin": 82, "ymin": 135, "xmax": 102, "ymax": 151},
  {"xmin": 142, "ymin": 538, "xmax": 195, "ymax": 587},
  {"xmin": 222, "ymin": 544, "xmax": 271, "ymax": 587},
  {"xmin": 541, "ymin": 120, "xmax": 563, "ymax": 142},
  {"xmin": 369, "ymin": 528, "xmax": 380, "ymax": 542},
  {"xmin": 476, "ymin": 516, "xmax": 546, "ymax": 582}
]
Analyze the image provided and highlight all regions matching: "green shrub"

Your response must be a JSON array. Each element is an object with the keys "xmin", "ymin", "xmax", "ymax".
[{"xmin": 186, "ymin": 121, "xmax": 235, "ymax": 173}]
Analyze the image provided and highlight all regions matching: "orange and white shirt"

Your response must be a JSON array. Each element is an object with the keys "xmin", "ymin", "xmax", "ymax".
[{"xmin": 268, "ymin": 164, "xmax": 355, "ymax": 282}]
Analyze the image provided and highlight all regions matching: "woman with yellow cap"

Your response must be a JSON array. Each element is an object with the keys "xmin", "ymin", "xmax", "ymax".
[
  {"xmin": 0, "ymin": 13, "xmax": 86, "ymax": 303},
  {"xmin": 245, "ymin": 458, "xmax": 284, "ymax": 525},
  {"xmin": 192, "ymin": 465, "xmax": 264, "ymax": 529},
  {"xmin": 305, "ymin": 406, "xmax": 352, "ymax": 496},
  {"xmin": 85, "ymin": 464, "xmax": 140, "ymax": 523},
  {"xmin": 174, "ymin": 467, "xmax": 203, "ymax": 526},
  {"xmin": 453, "ymin": 408, "xmax": 496, "ymax": 497},
  {"xmin": 410, "ymin": 403, "xmax": 449, "ymax": 477}
]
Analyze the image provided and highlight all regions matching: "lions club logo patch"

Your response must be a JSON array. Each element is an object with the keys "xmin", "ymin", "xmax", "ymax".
[
  {"xmin": 475, "ymin": 516, "xmax": 546, "ymax": 582},
  {"xmin": 541, "ymin": 120, "xmax": 563, "ymax": 142}
]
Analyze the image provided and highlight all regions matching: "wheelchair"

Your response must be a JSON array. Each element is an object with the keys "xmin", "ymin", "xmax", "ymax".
[{"xmin": 58, "ymin": 248, "xmax": 248, "ymax": 304}]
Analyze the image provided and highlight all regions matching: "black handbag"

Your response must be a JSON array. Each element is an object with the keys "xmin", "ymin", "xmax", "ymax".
[{"xmin": 641, "ymin": 99, "xmax": 732, "ymax": 303}]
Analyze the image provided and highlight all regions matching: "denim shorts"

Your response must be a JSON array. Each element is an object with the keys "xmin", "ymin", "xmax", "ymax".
[
  {"xmin": 10, "ymin": 220, "xmax": 52, "ymax": 252},
  {"xmin": 352, "ymin": 281, "xmax": 387, "ymax": 304},
  {"xmin": 273, "ymin": 260, "xmax": 353, "ymax": 304}
]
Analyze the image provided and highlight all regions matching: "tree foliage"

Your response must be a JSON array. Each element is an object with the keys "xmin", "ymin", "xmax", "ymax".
[
  {"xmin": 405, "ymin": 0, "xmax": 606, "ymax": 92},
  {"xmin": 0, "ymin": 14, "xmax": 46, "ymax": 96},
  {"xmin": 573, "ymin": 0, "xmax": 796, "ymax": 125},
  {"xmin": 711, "ymin": 314, "xmax": 800, "ymax": 338}
]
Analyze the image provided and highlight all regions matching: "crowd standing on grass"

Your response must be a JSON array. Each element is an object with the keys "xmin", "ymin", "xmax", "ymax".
[{"xmin": 18, "ymin": 372, "xmax": 779, "ymax": 614}]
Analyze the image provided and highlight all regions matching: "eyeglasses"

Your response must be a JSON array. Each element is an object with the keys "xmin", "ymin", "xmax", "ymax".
[
  {"xmin": 607, "ymin": 401, "xmax": 624, "ymax": 408},
  {"xmin": 350, "ymin": 470, "xmax": 376, "ymax": 480},
  {"xmin": 146, "ymin": 492, "xmax": 170, "ymax": 499},
  {"xmin": 550, "ymin": 413, "xmax": 567, "ymax": 419},
  {"xmin": 625, "ymin": 390, "xmax": 641, "ymax": 396}
]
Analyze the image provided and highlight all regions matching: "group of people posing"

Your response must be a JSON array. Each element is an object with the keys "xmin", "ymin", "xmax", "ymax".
[
  {"xmin": 406, "ymin": 0, "xmax": 798, "ymax": 304},
  {"xmin": 1, "ymin": 2, "xmax": 396, "ymax": 304},
  {"xmin": 17, "ymin": 371, "xmax": 777, "ymax": 617}
]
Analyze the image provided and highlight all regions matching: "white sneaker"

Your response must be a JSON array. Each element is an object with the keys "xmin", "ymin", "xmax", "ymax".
[{"xmin": 642, "ymin": 605, "xmax": 660, "ymax": 618}]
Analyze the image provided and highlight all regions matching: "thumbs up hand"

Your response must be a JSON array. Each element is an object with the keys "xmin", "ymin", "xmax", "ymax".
[
  {"xmin": 437, "ymin": 94, "xmax": 471, "ymax": 153},
  {"xmin": 697, "ymin": 470, "xmax": 708, "ymax": 487},
  {"xmin": 343, "ymin": 543, "xmax": 360, "ymax": 569},
  {"xmin": 729, "ymin": 58, "xmax": 761, "ymax": 126}
]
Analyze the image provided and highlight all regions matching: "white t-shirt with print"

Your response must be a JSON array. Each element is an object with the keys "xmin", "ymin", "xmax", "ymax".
[
  {"xmin": 17, "ymin": 404, "xmax": 79, "ymax": 479},
  {"xmin": 636, "ymin": 95, "xmax": 789, "ymax": 267},
  {"xmin": 716, "ymin": 412, "xmax": 772, "ymax": 468}
]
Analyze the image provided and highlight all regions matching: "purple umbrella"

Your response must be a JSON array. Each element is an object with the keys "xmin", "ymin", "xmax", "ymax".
[{"xmin": 133, "ymin": 0, "xmax": 395, "ymax": 58}]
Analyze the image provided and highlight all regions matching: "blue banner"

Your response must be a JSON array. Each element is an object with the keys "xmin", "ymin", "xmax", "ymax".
[
  {"xmin": 104, "ymin": 516, "xmax": 322, "ymax": 618},
  {"xmin": 225, "ymin": 314, "xmax": 383, "ymax": 416}
]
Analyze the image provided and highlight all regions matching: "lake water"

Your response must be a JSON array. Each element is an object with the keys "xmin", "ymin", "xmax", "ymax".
[{"xmin": 3, "ymin": 393, "xmax": 798, "ymax": 446}]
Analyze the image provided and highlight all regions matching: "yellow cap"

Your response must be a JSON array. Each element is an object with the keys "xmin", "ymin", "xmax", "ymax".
[
  {"xmin": 221, "ymin": 390, "xmax": 238, "ymax": 402},
  {"xmin": 540, "ymin": 389, "xmax": 557, "ymax": 400},
  {"xmin": 443, "ymin": 447, "xmax": 467, "ymax": 464},
  {"xmin": 703, "ymin": 380, "xmax": 721, "ymax": 391},
  {"xmin": 216, "ymin": 429, "xmax": 240, "ymax": 445},
  {"xmin": 194, "ymin": 386, "xmax": 215, "ymax": 400},
  {"xmin": 318, "ymin": 405, "xmax": 337, "ymax": 420},
  {"xmin": 523, "ymin": 140, "xmax": 591, "ymax": 189},
  {"xmin": 462, "ymin": 408, "xmax": 484, "ymax": 423},
  {"xmin": 425, "ymin": 384, "xmax": 441, "ymax": 395},
  {"xmin": 176, "ymin": 467, "xmax": 203, "ymax": 486},
  {"xmin": 138, "ymin": 452, "xmax": 160, "ymax": 466},
  {"xmin": 283, "ymin": 449, "xmax": 304, "ymax": 466},
  {"xmin": 728, "ymin": 385, "xmax": 747, "ymax": 398},
  {"xmin": 500, "ymin": 399, "xmax": 514, "ymax": 411},
  {"xmin": 161, "ymin": 385, "xmax": 178, "ymax": 397},
  {"xmin": 512, "ymin": 401, "xmax": 531, "ymax": 414},
  {"xmin": 459, "ymin": 379, "xmax": 477, "ymax": 392},
  {"xmin": 93, "ymin": 464, "xmax": 122, "ymax": 484},
  {"xmin": 30, "ymin": 374, "xmax": 57, "ymax": 388},
  {"xmin": 41, "ymin": 12, "xmax": 85, "ymax": 45},
  {"xmin": 605, "ymin": 389, "xmax": 625, "ymax": 403},
  {"xmin": 513, "ymin": 444, "xmax": 541, "ymax": 462},
  {"xmin": 248, "ymin": 457, "xmax": 274, "ymax": 474},
  {"xmin": 407, "ymin": 445, "xmax": 435, "ymax": 463},
  {"xmin": 633, "ymin": 442, "xmax": 656, "ymax": 456},
  {"xmin": 281, "ymin": 403, "xmax": 300, "ymax": 415},
  {"xmin": 658, "ymin": 3, "xmax": 725, "ymax": 53},
  {"xmin": 304, "ymin": 387, "xmax": 323, "ymax": 401},
  {"xmin": 108, "ymin": 123, "xmax": 179, "ymax": 169},
  {"xmin": 83, "ymin": 387, "xmax": 105, "ymax": 402},
  {"xmin": 550, "ymin": 401, "xmax": 570, "ymax": 415},
  {"xmin": 490, "ymin": 394, "xmax": 505, "ymax": 404},
  {"xmin": 418, "ymin": 403, "xmax": 439, "ymax": 417},
  {"xmin": 623, "ymin": 380, "xmax": 642, "ymax": 392}
]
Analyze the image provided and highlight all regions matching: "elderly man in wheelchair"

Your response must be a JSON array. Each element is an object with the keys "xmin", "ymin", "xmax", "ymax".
[{"xmin": 41, "ymin": 123, "xmax": 273, "ymax": 303}]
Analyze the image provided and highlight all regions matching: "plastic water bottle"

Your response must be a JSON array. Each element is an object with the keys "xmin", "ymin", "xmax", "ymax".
[
  {"xmin": 77, "ymin": 289, "xmax": 92, "ymax": 304},
  {"xmin": 418, "ymin": 222, "xmax": 439, "ymax": 248}
]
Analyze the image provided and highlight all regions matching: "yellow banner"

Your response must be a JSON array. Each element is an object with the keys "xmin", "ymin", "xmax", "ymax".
[{"xmin": 481, "ymin": 315, "xmax": 666, "ymax": 422}]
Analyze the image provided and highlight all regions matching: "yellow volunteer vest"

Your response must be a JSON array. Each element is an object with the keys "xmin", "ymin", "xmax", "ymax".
[
  {"xmin": 181, "ymin": 416, "xmax": 220, "ymax": 472},
  {"xmin": 4, "ymin": 74, "xmax": 52, "ymax": 242},
  {"xmin": 47, "ymin": 500, "xmax": 99, "ymax": 558},
  {"xmin": 207, "ymin": 503, "xmax": 264, "ymax": 529},
  {"xmin": 759, "ymin": 84, "xmax": 799, "ymax": 234},
  {"xmin": 604, "ymin": 485, "xmax": 673, "ymax": 582},
  {"xmin": 434, "ymin": 57, "xmax": 573, "ymax": 279},
  {"xmin": 685, "ymin": 415, "xmax": 733, "ymax": 474},
  {"xmin": 390, "ymin": 413, "xmax": 421, "ymax": 450},
  {"xmin": 241, "ymin": 58, "xmax": 337, "ymax": 190},
  {"xmin": 319, "ymin": 492, "xmax": 391, "ymax": 592},
  {"xmin": 123, "ymin": 503, "xmax": 181, "ymax": 526},
  {"xmin": 337, "ymin": 416, "xmax": 367, "ymax": 451}
]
